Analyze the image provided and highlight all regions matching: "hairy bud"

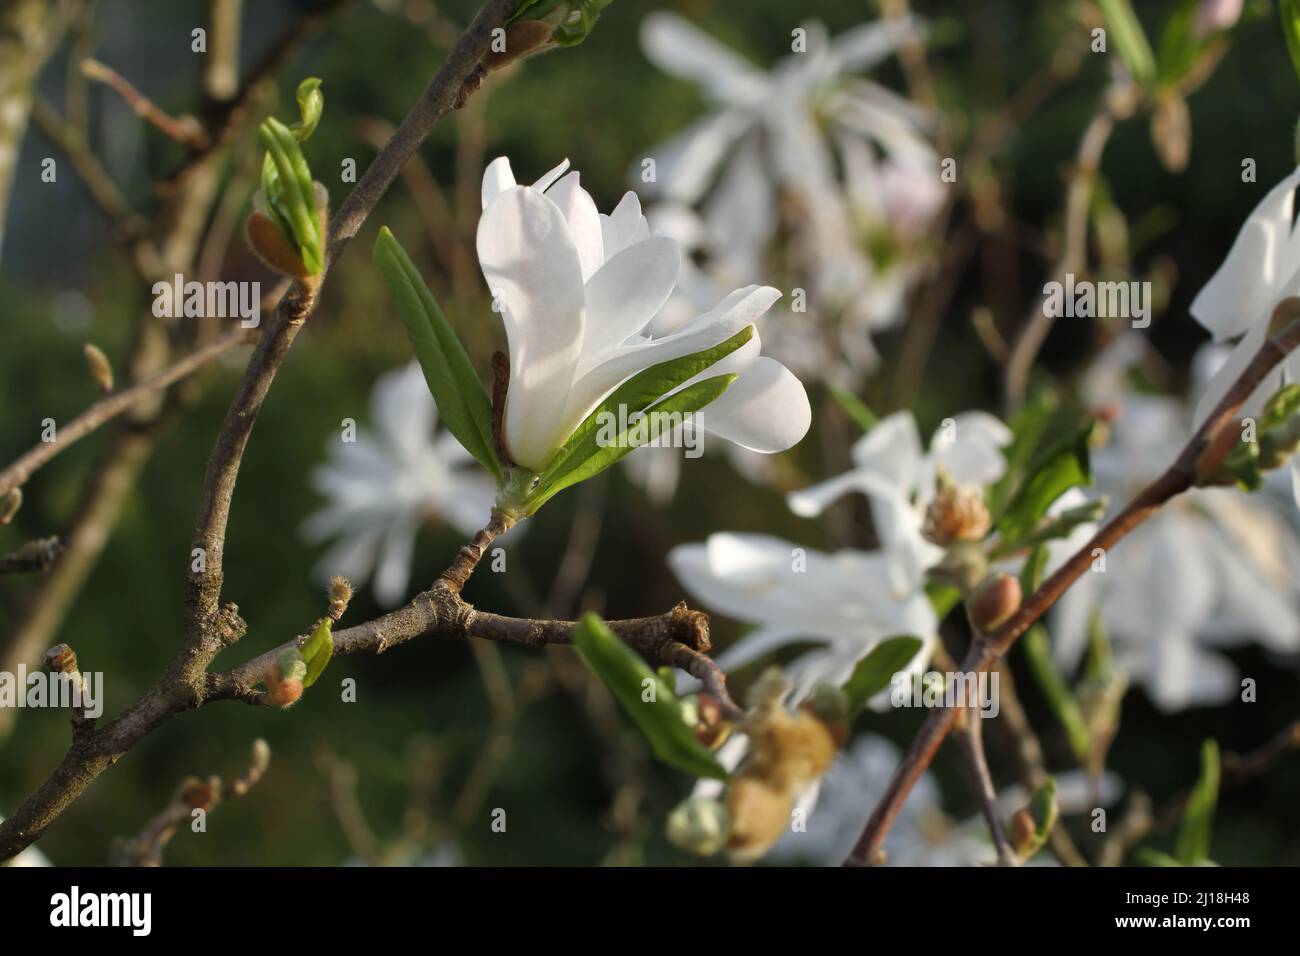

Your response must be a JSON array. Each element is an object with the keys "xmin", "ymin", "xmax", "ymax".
[
  {"xmin": 43, "ymin": 643, "xmax": 78, "ymax": 674},
  {"xmin": 0, "ymin": 487, "xmax": 21, "ymax": 525}
]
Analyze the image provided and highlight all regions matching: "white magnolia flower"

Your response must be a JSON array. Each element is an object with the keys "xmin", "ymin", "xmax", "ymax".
[
  {"xmin": 638, "ymin": 14, "xmax": 943, "ymax": 360},
  {"xmin": 1052, "ymin": 335, "xmax": 1300, "ymax": 712},
  {"xmin": 1191, "ymin": 166, "xmax": 1300, "ymax": 501},
  {"xmin": 302, "ymin": 362, "xmax": 500, "ymax": 607},
  {"xmin": 637, "ymin": 13, "xmax": 935, "ymax": 210},
  {"xmin": 667, "ymin": 532, "xmax": 937, "ymax": 700},
  {"xmin": 788, "ymin": 410, "xmax": 1012, "ymax": 591},
  {"xmin": 477, "ymin": 157, "xmax": 811, "ymax": 472}
]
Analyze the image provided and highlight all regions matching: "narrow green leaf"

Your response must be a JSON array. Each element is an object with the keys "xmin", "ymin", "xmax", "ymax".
[
  {"xmin": 1282, "ymin": 0, "xmax": 1300, "ymax": 88},
  {"xmin": 292, "ymin": 77, "xmax": 323, "ymax": 141},
  {"xmin": 373, "ymin": 227, "xmax": 502, "ymax": 485},
  {"xmin": 258, "ymin": 118, "xmax": 321, "ymax": 274},
  {"xmin": 1156, "ymin": 0, "xmax": 1202, "ymax": 85},
  {"xmin": 988, "ymin": 390, "xmax": 1058, "ymax": 516},
  {"xmin": 1134, "ymin": 848, "xmax": 1184, "ymax": 867},
  {"xmin": 926, "ymin": 582, "xmax": 961, "ymax": 621},
  {"xmin": 828, "ymin": 384, "xmax": 878, "ymax": 433},
  {"xmin": 1176, "ymin": 739, "xmax": 1220, "ymax": 865},
  {"xmin": 1022, "ymin": 624, "xmax": 1092, "ymax": 762},
  {"xmin": 534, "ymin": 326, "xmax": 752, "ymax": 498},
  {"xmin": 842, "ymin": 636, "xmax": 924, "ymax": 718},
  {"xmin": 572, "ymin": 613, "xmax": 728, "ymax": 780},
  {"xmin": 527, "ymin": 370, "xmax": 739, "ymax": 511},
  {"xmin": 996, "ymin": 422, "xmax": 1094, "ymax": 546},
  {"xmin": 300, "ymin": 617, "xmax": 334, "ymax": 688},
  {"xmin": 1098, "ymin": 0, "xmax": 1156, "ymax": 86}
]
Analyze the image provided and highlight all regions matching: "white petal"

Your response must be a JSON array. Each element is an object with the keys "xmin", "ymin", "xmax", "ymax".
[
  {"xmin": 601, "ymin": 191, "xmax": 649, "ymax": 258},
  {"xmin": 532, "ymin": 158, "xmax": 570, "ymax": 193},
  {"xmin": 697, "ymin": 357, "xmax": 811, "ymax": 453},
  {"xmin": 544, "ymin": 171, "xmax": 604, "ymax": 281},
  {"xmin": 480, "ymin": 156, "xmax": 516, "ymax": 210},
  {"xmin": 477, "ymin": 186, "xmax": 587, "ymax": 468},
  {"xmin": 373, "ymin": 520, "xmax": 418, "ymax": 608},
  {"xmin": 562, "ymin": 285, "xmax": 781, "ymax": 430},
  {"xmin": 828, "ymin": 16, "xmax": 920, "ymax": 72},
  {"xmin": 640, "ymin": 12, "xmax": 763, "ymax": 102},
  {"xmin": 639, "ymin": 110, "xmax": 751, "ymax": 203},
  {"xmin": 1190, "ymin": 166, "xmax": 1300, "ymax": 341},
  {"xmin": 1191, "ymin": 319, "xmax": 1269, "ymax": 429},
  {"xmin": 579, "ymin": 236, "xmax": 680, "ymax": 367}
]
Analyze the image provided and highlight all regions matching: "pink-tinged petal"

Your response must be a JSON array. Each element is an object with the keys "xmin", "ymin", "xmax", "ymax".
[
  {"xmin": 1191, "ymin": 166, "xmax": 1300, "ymax": 340},
  {"xmin": 579, "ymin": 236, "xmax": 680, "ymax": 369},
  {"xmin": 697, "ymin": 356, "xmax": 810, "ymax": 453},
  {"xmin": 480, "ymin": 156, "xmax": 516, "ymax": 210},
  {"xmin": 477, "ymin": 186, "xmax": 586, "ymax": 469},
  {"xmin": 545, "ymin": 171, "xmax": 604, "ymax": 280}
]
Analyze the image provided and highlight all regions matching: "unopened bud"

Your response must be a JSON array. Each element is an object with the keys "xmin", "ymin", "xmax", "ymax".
[
  {"xmin": 692, "ymin": 693, "xmax": 732, "ymax": 750},
  {"xmin": 0, "ymin": 487, "xmax": 21, "ymax": 525},
  {"xmin": 970, "ymin": 573, "xmax": 1022, "ymax": 633},
  {"xmin": 83, "ymin": 343, "xmax": 114, "ymax": 393},
  {"xmin": 665, "ymin": 796, "xmax": 731, "ymax": 857},
  {"xmin": 328, "ymin": 575, "xmax": 352, "ymax": 622},
  {"xmin": 178, "ymin": 776, "xmax": 217, "ymax": 809},
  {"xmin": 484, "ymin": 20, "xmax": 556, "ymax": 71},
  {"xmin": 931, "ymin": 540, "xmax": 989, "ymax": 593},
  {"xmin": 1151, "ymin": 90, "xmax": 1190, "ymax": 173},
  {"xmin": 923, "ymin": 483, "xmax": 992, "ymax": 546},
  {"xmin": 725, "ymin": 778, "xmax": 793, "ymax": 864},
  {"xmin": 1009, "ymin": 807, "xmax": 1036, "ymax": 856},
  {"xmin": 43, "ymin": 643, "xmax": 78, "ymax": 674}
]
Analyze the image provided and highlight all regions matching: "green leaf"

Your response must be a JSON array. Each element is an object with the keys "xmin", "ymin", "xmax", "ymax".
[
  {"xmin": 292, "ymin": 77, "xmax": 323, "ymax": 141},
  {"xmin": 1022, "ymin": 624, "xmax": 1092, "ymax": 762},
  {"xmin": 258, "ymin": 117, "xmax": 322, "ymax": 274},
  {"xmin": 373, "ymin": 227, "xmax": 502, "ymax": 485},
  {"xmin": 1176, "ymin": 738, "xmax": 1220, "ymax": 865},
  {"xmin": 572, "ymin": 613, "xmax": 728, "ymax": 780},
  {"xmin": 926, "ymin": 582, "xmax": 961, "ymax": 621},
  {"xmin": 1282, "ymin": 0, "xmax": 1300, "ymax": 88},
  {"xmin": 842, "ymin": 636, "xmax": 924, "ymax": 718},
  {"xmin": 300, "ymin": 617, "xmax": 334, "ymax": 688},
  {"xmin": 988, "ymin": 390, "xmax": 1059, "ymax": 516},
  {"xmin": 1134, "ymin": 848, "xmax": 1184, "ymax": 867},
  {"xmin": 1098, "ymin": 0, "xmax": 1156, "ymax": 86},
  {"xmin": 525, "ymin": 334, "xmax": 746, "ymax": 510},
  {"xmin": 1156, "ymin": 0, "xmax": 1203, "ymax": 85},
  {"xmin": 828, "ymin": 384, "xmax": 877, "ymax": 433},
  {"xmin": 1261, "ymin": 382, "xmax": 1300, "ymax": 429},
  {"xmin": 532, "ymin": 327, "xmax": 752, "ymax": 502},
  {"xmin": 996, "ymin": 422, "xmax": 1094, "ymax": 546},
  {"xmin": 1000, "ymin": 497, "xmax": 1106, "ymax": 555},
  {"xmin": 552, "ymin": 0, "xmax": 615, "ymax": 46}
]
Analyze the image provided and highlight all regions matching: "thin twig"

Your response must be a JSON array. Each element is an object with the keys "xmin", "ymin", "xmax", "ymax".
[
  {"xmin": 0, "ymin": 327, "xmax": 252, "ymax": 500},
  {"xmin": 844, "ymin": 305, "xmax": 1300, "ymax": 866},
  {"xmin": 80, "ymin": 58, "xmax": 208, "ymax": 148}
]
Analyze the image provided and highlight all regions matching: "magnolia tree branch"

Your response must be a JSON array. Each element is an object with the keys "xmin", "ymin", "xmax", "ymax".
[
  {"xmin": 182, "ymin": 0, "xmax": 515, "ymax": 678},
  {"xmin": 844, "ymin": 304, "xmax": 1300, "ymax": 866}
]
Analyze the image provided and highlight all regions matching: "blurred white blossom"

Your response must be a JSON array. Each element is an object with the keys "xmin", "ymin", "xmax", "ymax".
[
  {"xmin": 788, "ymin": 410, "xmax": 1012, "ymax": 591},
  {"xmin": 302, "ymin": 362, "xmax": 500, "ymax": 608},
  {"xmin": 668, "ymin": 532, "xmax": 936, "ymax": 700},
  {"xmin": 1051, "ymin": 335, "xmax": 1300, "ymax": 712}
]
